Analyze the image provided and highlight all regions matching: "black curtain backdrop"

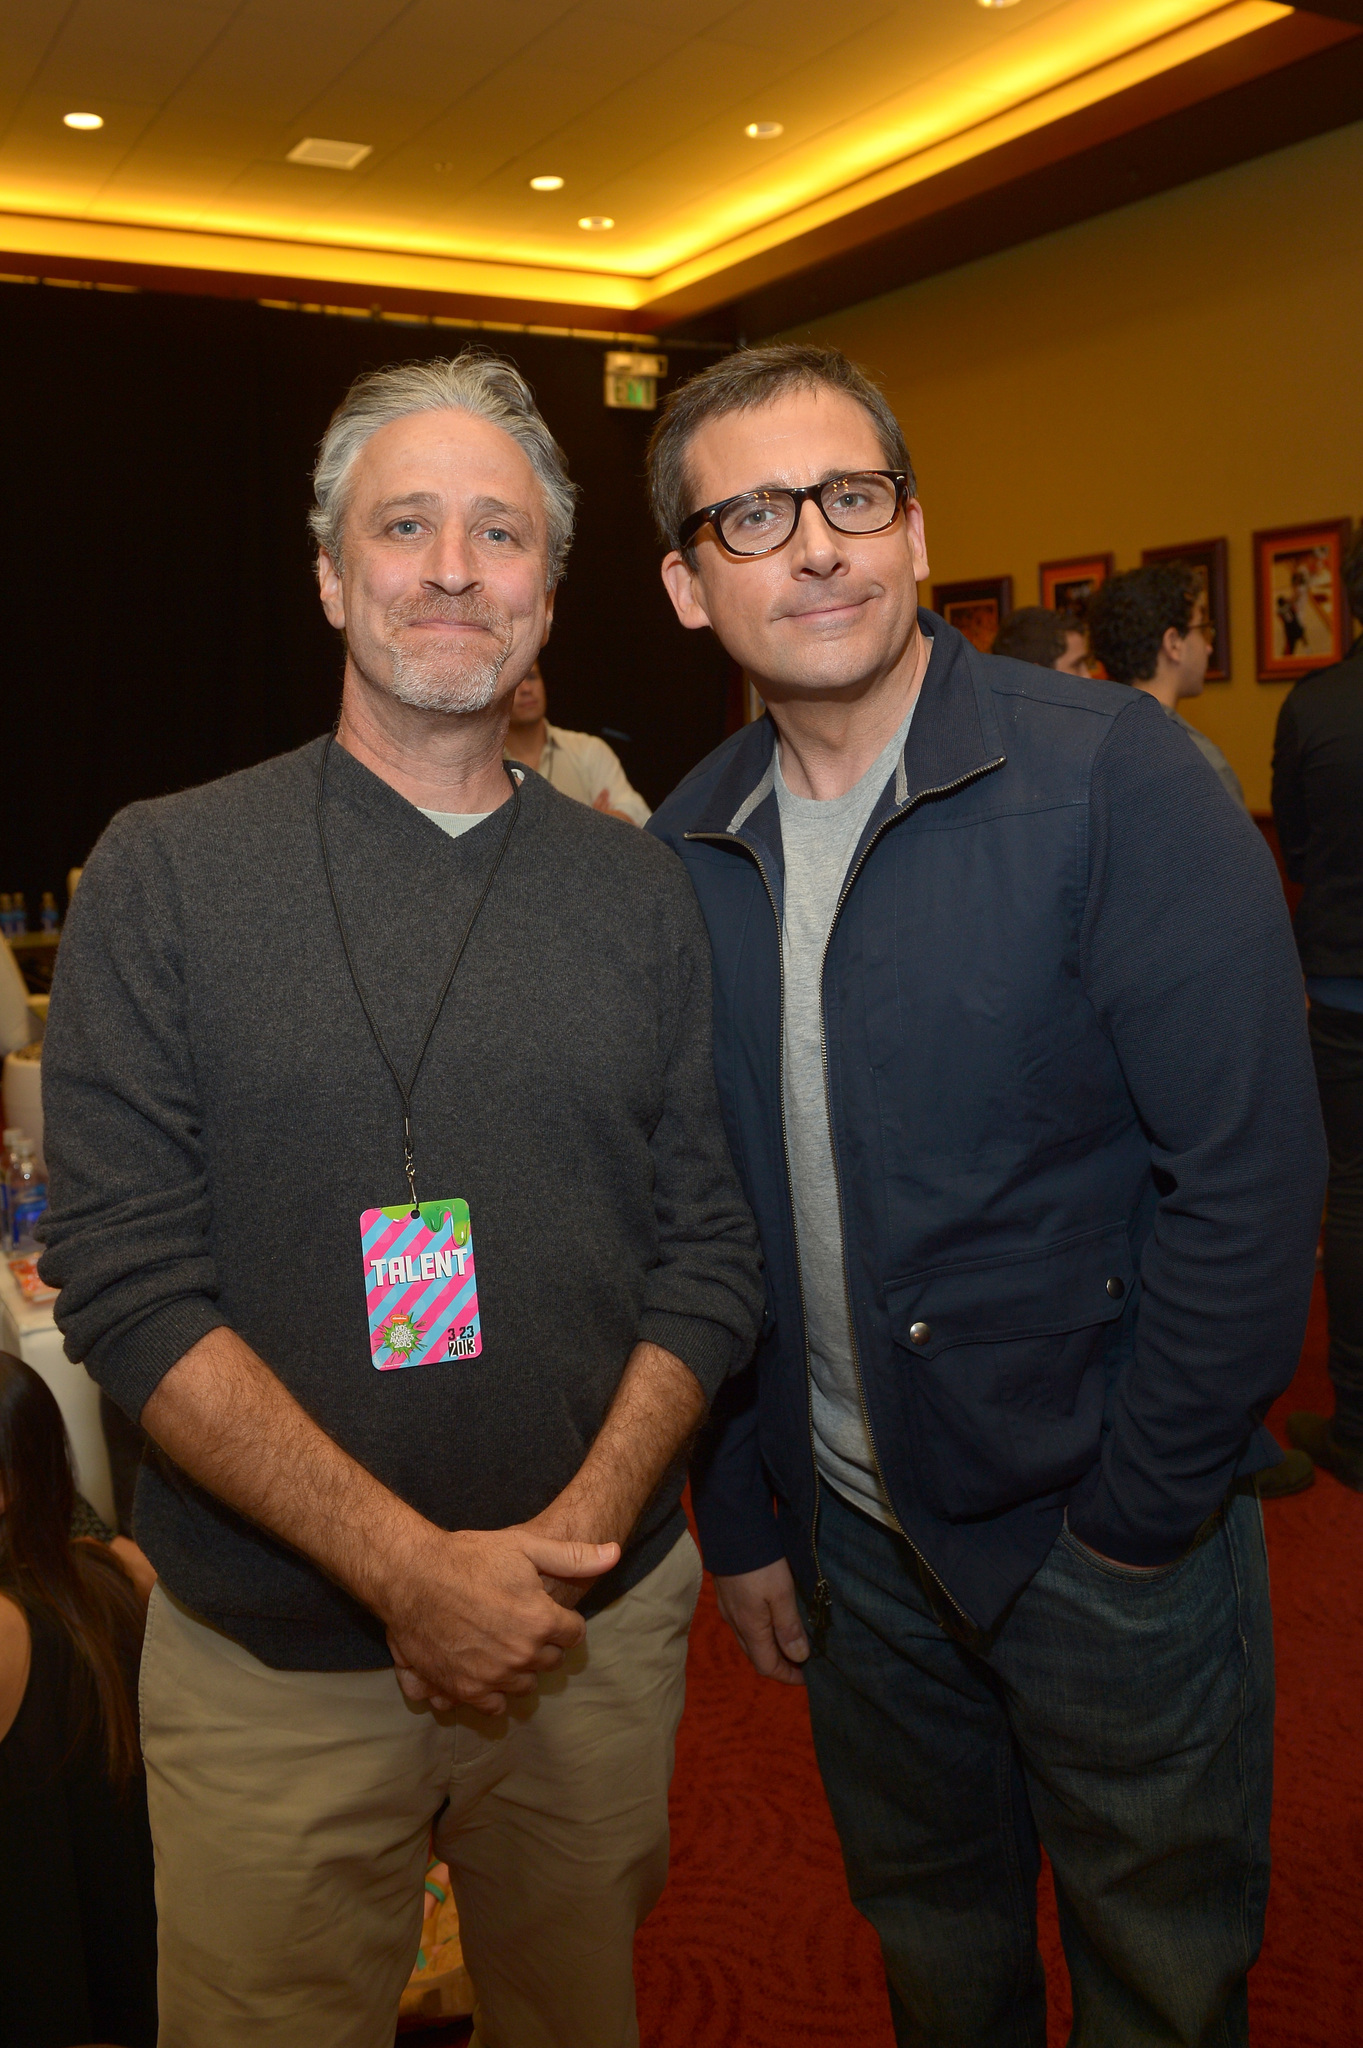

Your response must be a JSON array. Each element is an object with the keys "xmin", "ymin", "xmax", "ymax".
[{"xmin": 0, "ymin": 280, "xmax": 732, "ymax": 914}]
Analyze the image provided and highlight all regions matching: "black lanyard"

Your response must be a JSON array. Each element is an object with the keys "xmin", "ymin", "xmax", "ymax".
[{"xmin": 315, "ymin": 731, "xmax": 521, "ymax": 1214}]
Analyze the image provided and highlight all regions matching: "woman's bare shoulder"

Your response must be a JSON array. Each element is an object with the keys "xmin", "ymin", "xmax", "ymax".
[{"xmin": 0, "ymin": 1592, "xmax": 32, "ymax": 1743}]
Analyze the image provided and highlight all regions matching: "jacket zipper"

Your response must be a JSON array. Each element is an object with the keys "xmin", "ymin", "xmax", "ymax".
[
  {"xmin": 686, "ymin": 750, "xmax": 1005, "ymax": 1641},
  {"xmin": 684, "ymin": 829, "xmax": 834, "ymax": 1627},
  {"xmin": 813, "ymin": 757, "xmax": 1005, "ymax": 1635}
]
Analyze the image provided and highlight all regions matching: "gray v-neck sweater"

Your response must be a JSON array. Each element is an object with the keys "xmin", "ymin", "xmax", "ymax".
[{"xmin": 39, "ymin": 737, "xmax": 763, "ymax": 1669}]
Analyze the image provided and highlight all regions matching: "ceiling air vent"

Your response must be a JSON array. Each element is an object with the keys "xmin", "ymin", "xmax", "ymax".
[{"xmin": 286, "ymin": 137, "xmax": 372, "ymax": 171}]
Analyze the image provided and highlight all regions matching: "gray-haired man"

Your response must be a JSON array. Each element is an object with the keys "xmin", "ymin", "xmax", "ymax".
[{"xmin": 39, "ymin": 353, "xmax": 763, "ymax": 2048}]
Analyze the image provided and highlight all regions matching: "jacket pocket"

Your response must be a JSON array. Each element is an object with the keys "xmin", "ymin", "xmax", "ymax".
[{"xmin": 884, "ymin": 1223, "xmax": 1132, "ymax": 1522}]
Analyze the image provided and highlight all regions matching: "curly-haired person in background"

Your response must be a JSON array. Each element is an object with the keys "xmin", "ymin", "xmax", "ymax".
[
  {"xmin": 0, "ymin": 1353, "xmax": 157, "ymax": 2048},
  {"xmin": 1086, "ymin": 562, "xmax": 1245, "ymax": 806}
]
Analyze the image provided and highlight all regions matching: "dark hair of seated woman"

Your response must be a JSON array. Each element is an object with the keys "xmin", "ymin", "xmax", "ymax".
[{"xmin": 0, "ymin": 1351, "xmax": 157, "ymax": 2048}]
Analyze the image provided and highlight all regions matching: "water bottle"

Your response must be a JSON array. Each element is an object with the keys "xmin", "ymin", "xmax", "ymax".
[
  {"xmin": 11, "ymin": 893, "xmax": 27, "ymax": 938},
  {"xmin": 7, "ymin": 1138, "xmax": 48, "ymax": 1253},
  {"xmin": 40, "ymin": 892, "xmax": 59, "ymax": 934},
  {"xmin": 0, "ymin": 896, "xmax": 11, "ymax": 939},
  {"xmin": 0, "ymin": 1127, "xmax": 20, "ymax": 1244}
]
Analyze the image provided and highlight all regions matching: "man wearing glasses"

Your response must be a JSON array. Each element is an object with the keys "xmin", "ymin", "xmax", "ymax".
[
  {"xmin": 1086, "ymin": 562, "xmax": 1246, "ymax": 807},
  {"xmin": 646, "ymin": 344, "xmax": 1325, "ymax": 2046}
]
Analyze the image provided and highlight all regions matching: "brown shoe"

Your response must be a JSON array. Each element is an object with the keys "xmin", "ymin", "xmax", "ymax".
[
  {"xmin": 1254, "ymin": 1448, "xmax": 1316, "ymax": 1498},
  {"xmin": 1287, "ymin": 1412, "xmax": 1363, "ymax": 1493}
]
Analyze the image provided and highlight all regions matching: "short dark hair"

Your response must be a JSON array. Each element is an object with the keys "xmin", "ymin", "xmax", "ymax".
[
  {"xmin": 645, "ymin": 342, "xmax": 915, "ymax": 558},
  {"xmin": 1086, "ymin": 563, "xmax": 1201, "ymax": 685},
  {"xmin": 990, "ymin": 606, "xmax": 1076, "ymax": 667},
  {"xmin": 1344, "ymin": 525, "xmax": 1363, "ymax": 620}
]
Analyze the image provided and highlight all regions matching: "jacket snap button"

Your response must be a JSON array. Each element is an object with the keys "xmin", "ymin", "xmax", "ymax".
[
  {"xmin": 1106, "ymin": 1276, "xmax": 1125, "ymax": 1299},
  {"xmin": 909, "ymin": 1321, "xmax": 931, "ymax": 1346}
]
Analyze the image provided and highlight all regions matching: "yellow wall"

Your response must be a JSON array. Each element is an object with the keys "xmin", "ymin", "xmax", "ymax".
[{"xmin": 781, "ymin": 119, "xmax": 1363, "ymax": 810}]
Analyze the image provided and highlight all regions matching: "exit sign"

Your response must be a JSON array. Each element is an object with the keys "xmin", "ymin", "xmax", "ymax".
[{"xmin": 604, "ymin": 351, "xmax": 668, "ymax": 410}]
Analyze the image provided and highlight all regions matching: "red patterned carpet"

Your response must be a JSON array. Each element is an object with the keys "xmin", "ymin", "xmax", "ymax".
[{"xmin": 407, "ymin": 1280, "xmax": 1363, "ymax": 2045}]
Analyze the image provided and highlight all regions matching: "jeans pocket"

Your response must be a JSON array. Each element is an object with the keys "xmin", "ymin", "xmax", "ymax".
[{"xmin": 1058, "ymin": 1524, "xmax": 1193, "ymax": 1583}]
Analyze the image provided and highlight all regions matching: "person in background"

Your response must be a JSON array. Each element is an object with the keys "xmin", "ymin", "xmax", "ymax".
[
  {"xmin": 505, "ymin": 658, "xmax": 651, "ymax": 822},
  {"xmin": 991, "ymin": 604, "xmax": 1089, "ymax": 674},
  {"xmin": 1273, "ymin": 525, "xmax": 1363, "ymax": 1493},
  {"xmin": 646, "ymin": 341, "xmax": 1325, "ymax": 2048},
  {"xmin": 1087, "ymin": 563, "xmax": 1246, "ymax": 807},
  {"xmin": 70, "ymin": 1476, "xmax": 158, "ymax": 1602},
  {"xmin": 39, "ymin": 352, "xmax": 762, "ymax": 2048},
  {"xmin": 0, "ymin": 1353, "xmax": 157, "ymax": 2048}
]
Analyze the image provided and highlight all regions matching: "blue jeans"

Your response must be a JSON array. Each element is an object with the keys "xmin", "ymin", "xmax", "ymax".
[{"xmin": 801, "ymin": 1485, "xmax": 1273, "ymax": 2047}]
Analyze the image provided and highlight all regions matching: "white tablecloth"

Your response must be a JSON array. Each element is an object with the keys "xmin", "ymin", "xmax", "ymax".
[{"xmin": 0, "ymin": 1259, "xmax": 114, "ymax": 1526}]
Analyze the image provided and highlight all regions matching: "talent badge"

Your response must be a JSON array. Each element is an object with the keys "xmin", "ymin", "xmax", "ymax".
[{"xmin": 361, "ymin": 1198, "xmax": 481, "ymax": 1370}]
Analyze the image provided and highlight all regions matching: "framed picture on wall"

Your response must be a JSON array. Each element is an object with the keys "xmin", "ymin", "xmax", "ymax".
[
  {"xmin": 1039, "ymin": 554, "xmax": 1113, "ymax": 619},
  {"xmin": 1141, "ymin": 538, "xmax": 1230, "ymax": 680},
  {"xmin": 930, "ymin": 576, "xmax": 1013, "ymax": 652},
  {"xmin": 1253, "ymin": 520, "xmax": 1354, "ymax": 680}
]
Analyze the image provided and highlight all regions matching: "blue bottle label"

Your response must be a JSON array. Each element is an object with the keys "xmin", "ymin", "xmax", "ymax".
[{"xmin": 11, "ymin": 1188, "xmax": 47, "ymax": 1245}]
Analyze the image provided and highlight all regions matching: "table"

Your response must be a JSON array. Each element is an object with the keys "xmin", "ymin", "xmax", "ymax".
[
  {"xmin": 8, "ymin": 929, "xmax": 60, "ymax": 995},
  {"xmin": 0, "ymin": 1257, "xmax": 114, "ymax": 1526}
]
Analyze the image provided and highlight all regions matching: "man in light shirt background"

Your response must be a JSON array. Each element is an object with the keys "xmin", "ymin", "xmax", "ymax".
[{"xmin": 505, "ymin": 659, "xmax": 651, "ymax": 823}]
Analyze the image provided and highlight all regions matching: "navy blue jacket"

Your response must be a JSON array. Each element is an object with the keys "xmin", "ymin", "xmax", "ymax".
[{"xmin": 650, "ymin": 613, "xmax": 1327, "ymax": 1631}]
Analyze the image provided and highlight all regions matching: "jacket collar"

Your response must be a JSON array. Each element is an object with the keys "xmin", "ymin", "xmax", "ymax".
[{"xmin": 686, "ymin": 611, "xmax": 1006, "ymax": 874}]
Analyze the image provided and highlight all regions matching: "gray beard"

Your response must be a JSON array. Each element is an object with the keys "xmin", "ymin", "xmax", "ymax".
[{"xmin": 384, "ymin": 642, "xmax": 508, "ymax": 713}]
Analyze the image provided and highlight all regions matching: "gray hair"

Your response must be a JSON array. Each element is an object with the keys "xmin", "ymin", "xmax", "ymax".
[
  {"xmin": 309, "ymin": 351, "xmax": 577, "ymax": 585},
  {"xmin": 646, "ymin": 341, "xmax": 915, "ymax": 560}
]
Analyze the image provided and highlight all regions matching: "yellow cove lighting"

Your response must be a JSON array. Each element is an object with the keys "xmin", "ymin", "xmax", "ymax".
[
  {"xmin": 1, "ymin": 0, "xmax": 1292, "ymax": 312},
  {"xmin": 641, "ymin": 0, "xmax": 1290, "ymax": 288}
]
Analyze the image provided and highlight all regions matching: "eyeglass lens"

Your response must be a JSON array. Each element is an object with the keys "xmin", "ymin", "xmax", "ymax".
[{"xmin": 717, "ymin": 472, "xmax": 900, "ymax": 554}]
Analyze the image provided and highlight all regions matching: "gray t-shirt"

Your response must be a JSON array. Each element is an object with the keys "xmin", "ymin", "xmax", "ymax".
[
  {"xmin": 775, "ymin": 702, "xmax": 917, "ymax": 1527},
  {"xmin": 1158, "ymin": 703, "xmax": 1247, "ymax": 811}
]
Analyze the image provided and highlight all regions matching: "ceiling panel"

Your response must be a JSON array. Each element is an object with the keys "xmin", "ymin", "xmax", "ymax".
[
  {"xmin": 0, "ymin": 0, "xmax": 89, "ymax": 81},
  {"xmin": 706, "ymin": 0, "xmax": 899, "ymax": 54},
  {"xmin": 317, "ymin": 0, "xmax": 569, "ymax": 100},
  {"xmin": 21, "ymin": 0, "xmax": 236, "ymax": 104},
  {"xmin": 155, "ymin": 1, "xmax": 415, "ymax": 123}
]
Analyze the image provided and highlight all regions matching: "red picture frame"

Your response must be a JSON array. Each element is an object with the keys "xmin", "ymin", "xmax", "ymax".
[
  {"xmin": 1252, "ymin": 520, "xmax": 1354, "ymax": 681},
  {"xmin": 1141, "ymin": 538, "xmax": 1230, "ymax": 681},
  {"xmin": 1039, "ymin": 554, "xmax": 1113, "ymax": 619},
  {"xmin": 930, "ymin": 576, "xmax": 1013, "ymax": 653}
]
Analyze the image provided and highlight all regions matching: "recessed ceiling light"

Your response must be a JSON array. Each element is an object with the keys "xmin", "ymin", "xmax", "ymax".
[
  {"xmin": 286, "ymin": 136, "xmax": 372, "ymax": 170},
  {"xmin": 745, "ymin": 121, "xmax": 784, "ymax": 140},
  {"xmin": 63, "ymin": 112, "xmax": 103, "ymax": 130},
  {"xmin": 578, "ymin": 215, "xmax": 614, "ymax": 230},
  {"xmin": 976, "ymin": 0, "xmax": 1023, "ymax": 9},
  {"xmin": 530, "ymin": 175, "xmax": 565, "ymax": 191}
]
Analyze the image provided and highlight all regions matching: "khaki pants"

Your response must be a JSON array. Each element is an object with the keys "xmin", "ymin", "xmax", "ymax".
[{"xmin": 139, "ymin": 1533, "xmax": 702, "ymax": 2048}]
